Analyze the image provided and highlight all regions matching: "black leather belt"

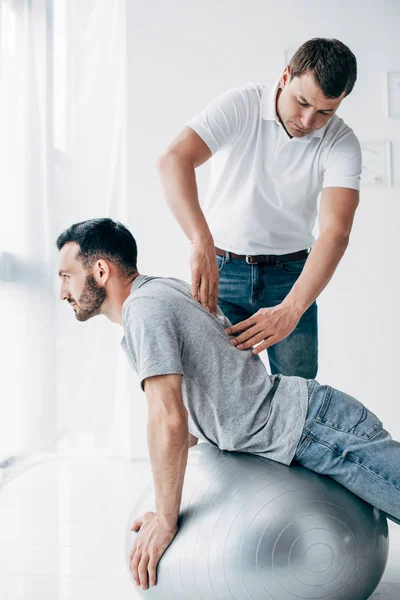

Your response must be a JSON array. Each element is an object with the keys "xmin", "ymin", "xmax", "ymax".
[{"xmin": 215, "ymin": 247, "xmax": 309, "ymax": 266}]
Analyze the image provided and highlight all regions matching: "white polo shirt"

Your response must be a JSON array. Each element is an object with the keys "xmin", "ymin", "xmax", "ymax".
[{"xmin": 186, "ymin": 82, "xmax": 362, "ymax": 255}]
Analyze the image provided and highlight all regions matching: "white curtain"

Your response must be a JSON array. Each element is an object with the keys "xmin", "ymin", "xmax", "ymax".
[{"xmin": 0, "ymin": 0, "xmax": 141, "ymax": 484}]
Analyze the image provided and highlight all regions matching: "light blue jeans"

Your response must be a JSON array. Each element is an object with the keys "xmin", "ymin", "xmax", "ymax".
[
  {"xmin": 216, "ymin": 254, "xmax": 318, "ymax": 379},
  {"xmin": 294, "ymin": 380, "xmax": 400, "ymax": 524}
]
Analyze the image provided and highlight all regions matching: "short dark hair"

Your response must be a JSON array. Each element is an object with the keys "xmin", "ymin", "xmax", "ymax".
[
  {"xmin": 56, "ymin": 218, "xmax": 137, "ymax": 277},
  {"xmin": 289, "ymin": 38, "xmax": 357, "ymax": 99}
]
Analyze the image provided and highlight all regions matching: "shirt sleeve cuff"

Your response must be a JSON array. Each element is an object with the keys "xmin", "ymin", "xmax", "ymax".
[
  {"xmin": 185, "ymin": 118, "xmax": 219, "ymax": 154},
  {"xmin": 139, "ymin": 368, "xmax": 184, "ymax": 391},
  {"xmin": 322, "ymin": 178, "xmax": 360, "ymax": 191}
]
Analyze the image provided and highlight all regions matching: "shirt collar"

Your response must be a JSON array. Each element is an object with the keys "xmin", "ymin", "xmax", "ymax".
[
  {"xmin": 122, "ymin": 273, "xmax": 147, "ymax": 312},
  {"xmin": 261, "ymin": 80, "xmax": 329, "ymax": 142}
]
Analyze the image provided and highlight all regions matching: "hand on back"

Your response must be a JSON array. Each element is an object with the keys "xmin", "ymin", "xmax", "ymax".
[{"xmin": 190, "ymin": 239, "xmax": 219, "ymax": 315}]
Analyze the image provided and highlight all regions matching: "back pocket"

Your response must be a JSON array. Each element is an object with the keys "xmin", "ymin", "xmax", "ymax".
[{"xmin": 316, "ymin": 386, "xmax": 383, "ymax": 440}]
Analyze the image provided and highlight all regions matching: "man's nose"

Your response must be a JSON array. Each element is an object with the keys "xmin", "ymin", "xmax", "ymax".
[
  {"xmin": 301, "ymin": 111, "xmax": 314, "ymax": 128},
  {"xmin": 60, "ymin": 286, "xmax": 70, "ymax": 301}
]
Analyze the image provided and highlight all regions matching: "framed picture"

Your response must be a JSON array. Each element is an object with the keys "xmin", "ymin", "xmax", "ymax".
[
  {"xmin": 388, "ymin": 72, "xmax": 400, "ymax": 118},
  {"xmin": 360, "ymin": 141, "xmax": 392, "ymax": 187}
]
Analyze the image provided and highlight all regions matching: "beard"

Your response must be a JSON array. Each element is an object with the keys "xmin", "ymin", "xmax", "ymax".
[{"xmin": 72, "ymin": 275, "xmax": 107, "ymax": 322}]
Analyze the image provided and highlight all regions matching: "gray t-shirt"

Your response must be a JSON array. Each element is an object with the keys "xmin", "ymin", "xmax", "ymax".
[{"xmin": 121, "ymin": 275, "xmax": 308, "ymax": 465}]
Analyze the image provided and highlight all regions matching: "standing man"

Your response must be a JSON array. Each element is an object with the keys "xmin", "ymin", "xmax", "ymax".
[{"xmin": 157, "ymin": 38, "xmax": 361, "ymax": 378}]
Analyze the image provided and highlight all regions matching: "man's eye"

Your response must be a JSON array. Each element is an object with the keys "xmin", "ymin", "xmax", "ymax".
[{"xmin": 298, "ymin": 100, "xmax": 308, "ymax": 106}]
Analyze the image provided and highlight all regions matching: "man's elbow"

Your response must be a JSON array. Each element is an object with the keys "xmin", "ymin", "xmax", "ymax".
[
  {"xmin": 149, "ymin": 402, "xmax": 188, "ymax": 431},
  {"xmin": 322, "ymin": 227, "xmax": 351, "ymax": 249},
  {"xmin": 155, "ymin": 151, "xmax": 168, "ymax": 172},
  {"xmin": 156, "ymin": 150, "xmax": 181, "ymax": 173}
]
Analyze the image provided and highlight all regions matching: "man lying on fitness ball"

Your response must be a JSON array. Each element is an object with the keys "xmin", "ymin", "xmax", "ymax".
[{"xmin": 57, "ymin": 218, "xmax": 400, "ymax": 592}]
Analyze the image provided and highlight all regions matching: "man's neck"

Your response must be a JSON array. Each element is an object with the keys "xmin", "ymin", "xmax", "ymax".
[
  {"xmin": 275, "ymin": 88, "xmax": 293, "ymax": 139},
  {"xmin": 103, "ymin": 272, "xmax": 140, "ymax": 326}
]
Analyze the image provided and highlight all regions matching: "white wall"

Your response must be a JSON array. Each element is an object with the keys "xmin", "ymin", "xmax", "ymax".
[{"xmin": 127, "ymin": 0, "xmax": 400, "ymax": 439}]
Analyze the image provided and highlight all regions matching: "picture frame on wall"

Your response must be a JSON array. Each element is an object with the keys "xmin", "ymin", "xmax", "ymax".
[
  {"xmin": 360, "ymin": 141, "xmax": 392, "ymax": 187},
  {"xmin": 388, "ymin": 72, "xmax": 400, "ymax": 118}
]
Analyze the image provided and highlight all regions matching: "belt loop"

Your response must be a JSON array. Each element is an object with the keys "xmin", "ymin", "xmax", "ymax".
[{"xmin": 225, "ymin": 251, "xmax": 231, "ymax": 263}]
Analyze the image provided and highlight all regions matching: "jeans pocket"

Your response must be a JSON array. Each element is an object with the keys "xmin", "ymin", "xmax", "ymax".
[
  {"xmin": 216, "ymin": 254, "xmax": 226, "ymax": 272},
  {"xmin": 280, "ymin": 258, "xmax": 307, "ymax": 274},
  {"xmin": 316, "ymin": 386, "xmax": 383, "ymax": 440}
]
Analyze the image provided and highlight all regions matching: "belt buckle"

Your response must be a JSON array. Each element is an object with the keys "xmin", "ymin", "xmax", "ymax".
[{"xmin": 246, "ymin": 255, "xmax": 257, "ymax": 264}]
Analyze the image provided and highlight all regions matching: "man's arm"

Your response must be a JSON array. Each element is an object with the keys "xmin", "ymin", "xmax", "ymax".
[
  {"xmin": 129, "ymin": 373, "xmax": 188, "ymax": 590},
  {"xmin": 157, "ymin": 127, "xmax": 218, "ymax": 313},
  {"xmin": 227, "ymin": 187, "xmax": 359, "ymax": 353},
  {"xmin": 283, "ymin": 186, "xmax": 359, "ymax": 313}
]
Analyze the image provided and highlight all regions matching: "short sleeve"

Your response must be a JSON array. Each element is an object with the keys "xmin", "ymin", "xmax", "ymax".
[
  {"xmin": 185, "ymin": 86, "xmax": 249, "ymax": 154},
  {"xmin": 123, "ymin": 297, "xmax": 183, "ymax": 391},
  {"xmin": 323, "ymin": 129, "xmax": 362, "ymax": 191}
]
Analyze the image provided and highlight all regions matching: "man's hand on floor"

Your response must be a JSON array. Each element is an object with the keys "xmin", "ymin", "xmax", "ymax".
[{"xmin": 129, "ymin": 511, "xmax": 178, "ymax": 590}]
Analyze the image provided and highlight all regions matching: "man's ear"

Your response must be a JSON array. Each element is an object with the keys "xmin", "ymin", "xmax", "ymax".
[
  {"xmin": 94, "ymin": 259, "xmax": 110, "ymax": 284},
  {"xmin": 280, "ymin": 65, "xmax": 291, "ymax": 89}
]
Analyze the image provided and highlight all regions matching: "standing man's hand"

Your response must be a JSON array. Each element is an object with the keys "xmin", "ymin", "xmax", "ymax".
[
  {"xmin": 225, "ymin": 302, "xmax": 302, "ymax": 354},
  {"xmin": 190, "ymin": 238, "xmax": 219, "ymax": 314},
  {"xmin": 129, "ymin": 511, "xmax": 178, "ymax": 591}
]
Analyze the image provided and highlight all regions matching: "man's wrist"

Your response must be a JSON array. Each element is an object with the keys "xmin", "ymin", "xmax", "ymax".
[
  {"xmin": 157, "ymin": 514, "xmax": 178, "ymax": 532},
  {"xmin": 280, "ymin": 295, "xmax": 307, "ymax": 320},
  {"xmin": 190, "ymin": 231, "xmax": 214, "ymax": 246}
]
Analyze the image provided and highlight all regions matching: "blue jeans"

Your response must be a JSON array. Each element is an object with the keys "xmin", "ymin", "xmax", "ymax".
[
  {"xmin": 294, "ymin": 380, "xmax": 400, "ymax": 524},
  {"xmin": 216, "ymin": 254, "xmax": 318, "ymax": 378}
]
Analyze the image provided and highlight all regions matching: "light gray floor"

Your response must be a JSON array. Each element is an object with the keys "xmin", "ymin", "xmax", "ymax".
[{"xmin": 0, "ymin": 456, "xmax": 398, "ymax": 600}]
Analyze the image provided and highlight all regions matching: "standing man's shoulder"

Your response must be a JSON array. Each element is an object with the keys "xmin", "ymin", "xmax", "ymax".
[
  {"xmin": 324, "ymin": 114, "xmax": 361, "ymax": 152},
  {"xmin": 185, "ymin": 82, "xmax": 267, "ymax": 154},
  {"xmin": 322, "ymin": 115, "xmax": 362, "ymax": 191}
]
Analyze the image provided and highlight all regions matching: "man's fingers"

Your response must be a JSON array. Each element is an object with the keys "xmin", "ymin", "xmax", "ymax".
[
  {"xmin": 138, "ymin": 554, "xmax": 150, "ymax": 590},
  {"xmin": 235, "ymin": 330, "xmax": 270, "ymax": 351},
  {"xmin": 191, "ymin": 269, "xmax": 201, "ymax": 301},
  {"xmin": 230, "ymin": 324, "xmax": 264, "ymax": 346},
  {"xmin": 198, "ymin": 276, "xmax": 210, "ymax": 311},
  {"xmin": 130, "ymin": 518, "xmax": 143, "ymax": 531},
  {"xmin": 129, "ymin": 540, "xmax": 137, "ymax": 562},
  {"xmin": 148, "ymin": 556, "xmax": 159, "ymax": 587},
  {"xmin": 226, "ymin": 316, "xmax": 257, "ymax": 335},
  {"xmin": 252, "ymin": 335, "xmax": 280, "ymax": 354},
  {"xmin": 208, "ymin": 280, "xmax": 219, "ymax": 314},
  {"xmin": 131, "ymin": 550, "xmax": 141, "ymax": 586}
]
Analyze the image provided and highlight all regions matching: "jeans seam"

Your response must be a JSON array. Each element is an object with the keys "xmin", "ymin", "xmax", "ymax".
[
  {"xmin": 315, "ymin": 385, "xmax": 332, "ymax": 421},
  {"xmin": 307, "ymin": 379, "xmax": 319, "ymax": 401},
  {"xmin": 315, "ymin": 421, "xmax": 383, "ymax": 440},
  {"xmin": 295, "ymin": 428, "xmax": 312, "ymax": 459},
  {"xmin": 306, "ymin": 434, "xmax": 400, "ymax": 491}
]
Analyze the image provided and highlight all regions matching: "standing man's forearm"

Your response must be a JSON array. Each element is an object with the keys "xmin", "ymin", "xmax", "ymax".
[
  {"xmin": 283, "ymin": 186, "xmax": 359, "ymax": 316},
  {"xmin": 157, "ymin": 126, "xmax": 213, "ymax": 245},
  {"xmin": 226, "ymin": 187, "xmax": 359, "ymax": 353},
  {"xmin": 157, "ymin": 152, "xmax": 212, "ymax": 245},
  {"xmin": 283, "ymin": 230, "xmax": 349, "ymax": 318},
  {"xmin": 157, "ymin": 127, "xmax": 219, "ymax": 312}
]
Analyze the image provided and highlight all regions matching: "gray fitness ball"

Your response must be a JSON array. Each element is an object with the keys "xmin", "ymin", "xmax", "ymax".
[{"xmin": 125, "ymin": 443, "xmax": 389, "ymax": 600}]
